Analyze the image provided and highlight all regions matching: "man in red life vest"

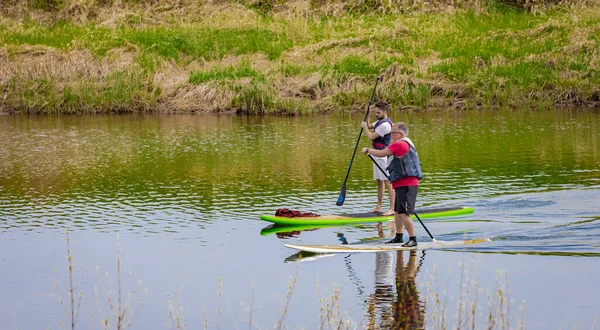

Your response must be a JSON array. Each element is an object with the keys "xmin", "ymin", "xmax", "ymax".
[
  {"xmin": 360, "ymin": 101, "xmax": 396, "ymax": 217},
  {"xmin": 362, "ymin": 122, "xmax": 424, "ymax": 247}
]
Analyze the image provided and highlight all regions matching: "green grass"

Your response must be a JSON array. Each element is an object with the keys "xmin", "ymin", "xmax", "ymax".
[
  {"xmin": 9, "ymin": 69, "xmax": 154, "ymax": 114},
  {"xmin": 425, "ymin": 10, "xmax": 569, "ymax": 83},
  {"xmin": 333, "ymin": 55, "xmax": 376, "ymax": 76},
  {"xmin": 1, "ymin": 1, "xmax": 599, "ymax": 114},
  {"xmin": 189, "ymin": 61, "xmax": 263, "ymax": 84},
  {"xmin": 1, "ymin": 21, "xmax": 90, "ymax": 50},
  {"xmin": 490, "ymin": 60, "xmax": 557, "ymax": 88},
  {"xmin": 0, "ymin": 22, "xmax": 294, "ymax": 61},
  {"xmin": 279, "ymin": 62, "xmax": 303, "ymax": 77},
  {"xmin": 231, "ymin": 78, "xmax": 311, "ymax": 115},
  {"xmin": 392, "ymin": 83, "xmax": 432, "ymax": 107},
  {"xmin": 124, "ymin": 27, "xmax": 294, "ymax": 61}
]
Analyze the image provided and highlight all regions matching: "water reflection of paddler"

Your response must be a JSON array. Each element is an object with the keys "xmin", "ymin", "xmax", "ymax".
[
  {"xmin": 391, "ymin": 250, "xmax": 424, "ymax": 329},
  {"xmin": 337, "ymin": 232, "xmax": 349, "ymax": 244},
  {"xmin": 366, "ymin": 250, "xmax": 425, "ymax": 329},
  {"xmin": 366, "ymin": 251, "xmax": 396, "ymax": 328}
]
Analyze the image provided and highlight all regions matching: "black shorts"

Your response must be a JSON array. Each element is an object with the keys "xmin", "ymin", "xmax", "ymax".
[{"xmin": 394, "ymin": 186, "xmax": 418, "ymax": 215}]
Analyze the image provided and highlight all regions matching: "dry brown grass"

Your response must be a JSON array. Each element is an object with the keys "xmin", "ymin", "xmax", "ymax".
[
  {"xmin": 157, "ymin": 84, "xmax": 237, "ymax": 113},
  {"xmin": 2, "ymin": 0, "xmax": 599, "ymax": 113},
  {"xmin": 3, "ymin": 0, "xmax": 598, "ymax": 23},
  {"xmin": 0, "ymin": 46, "xmax": 135, "ymax": 84},
  {"xmin": 0, "ymin": 44, "xmax": 152, "ymax": 113},
  {"xmin": 50, "ymin": 230, "xmax": 147, "ymax": 330}
]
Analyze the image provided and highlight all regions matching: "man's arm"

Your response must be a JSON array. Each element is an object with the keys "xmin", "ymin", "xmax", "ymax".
[
  {"xmin": 362, "ymin": 140, "xmax": 408, "ymax": 158},
  {"xmin": 361, "ymin": 147, "xmax": 392, "ymax": 157},
  {"xmin": 361, "ymin": 121, "xmax": 381, "ymax": 141}
]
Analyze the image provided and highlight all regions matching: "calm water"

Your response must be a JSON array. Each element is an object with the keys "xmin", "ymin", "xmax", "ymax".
[{"xmin": 0, "ymin": 109, "xmax": 599, "ymax": 329}]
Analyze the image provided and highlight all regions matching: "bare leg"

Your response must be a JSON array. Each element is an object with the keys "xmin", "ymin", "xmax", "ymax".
[
  {"xmin": 377, "ymin": 179, "xmax": 384, "ymax": 210},
  {"xmin": 369, "ymin": 179, "xmax": 385, "ymax": 213},
  {"xmin": 399, "ymin": 214, "xmax": 416, "ymax": 237},
  {"xmin": 383, "ymin": 180, "xmax": 395, "ymax": 216},
  {"xmin": 394, "ymin": 212, "xmax": 405, "ymax": 235}
]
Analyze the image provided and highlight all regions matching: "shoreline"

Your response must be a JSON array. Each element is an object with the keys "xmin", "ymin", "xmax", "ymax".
[{"xmin": 1, "ymin": 1, "xmax": 599, "ymax": 114}]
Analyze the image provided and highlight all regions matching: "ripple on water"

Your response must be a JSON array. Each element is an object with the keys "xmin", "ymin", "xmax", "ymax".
[{"xmin": 0, "ymin": 113, "xmax": 598, "ymax": 254}]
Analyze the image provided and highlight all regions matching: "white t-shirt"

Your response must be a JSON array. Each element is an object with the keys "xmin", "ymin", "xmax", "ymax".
[{"xmin": 373, "ymin": 120, "xmax": 392, "ymax": 139}]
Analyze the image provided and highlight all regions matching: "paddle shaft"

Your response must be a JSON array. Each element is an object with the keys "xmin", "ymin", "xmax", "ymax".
[
  {"xmin": 336, "ymin": 76, "xmax": 381, "ymax": 206},
  {"xmin": 367, "ymin": 154, "xmax": 436, "ymax": 241}
]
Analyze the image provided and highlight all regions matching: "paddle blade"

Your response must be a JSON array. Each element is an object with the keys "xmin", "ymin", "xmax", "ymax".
[{"xmin": 336, "ymin": 184, "xmax": 347, "ymax": 206}]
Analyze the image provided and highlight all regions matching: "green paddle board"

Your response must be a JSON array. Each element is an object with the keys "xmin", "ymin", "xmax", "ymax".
[{"xmin": 259, "ymin": 206, "xmax": 473, "ymax": 226}]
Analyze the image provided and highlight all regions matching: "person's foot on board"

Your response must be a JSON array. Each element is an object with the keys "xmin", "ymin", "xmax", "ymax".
[
  {"xmin": 386, "ymin": 235, "xmax": 403, "ymax": 244},
  {"xmin": 368, "ymin": 207, "xmax": 382, "ymax": 213},
  {"xmin": 382, "ymin": 209, "xmax": 394, "ymax": 216},
  {"xmin": 401, "ymin": 240, "xmax": 417, "ymax": 247}
]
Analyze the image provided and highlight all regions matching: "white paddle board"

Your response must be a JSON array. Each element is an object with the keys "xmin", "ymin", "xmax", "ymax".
[{"xmin": 284, "ymin": 238, "xmax": 490, "ymax": 253}]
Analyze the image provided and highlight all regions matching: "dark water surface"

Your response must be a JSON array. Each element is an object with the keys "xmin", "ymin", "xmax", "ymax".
[{"xmin": 1, "ymin": 109, "xmax": 599, "ymax": 329}]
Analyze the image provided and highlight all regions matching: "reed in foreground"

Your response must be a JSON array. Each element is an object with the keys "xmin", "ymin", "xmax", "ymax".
[
  {"xmin": 51, "ymin": 230, "xmax": 147, "ymax": 330},
  {"xmin": 43, "ymin": 232, "xmax": 528, "ymax": 329}
]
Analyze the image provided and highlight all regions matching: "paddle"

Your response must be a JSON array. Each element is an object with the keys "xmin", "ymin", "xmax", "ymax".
[
  {"xmin": 367, "ymin": 154, "xmax": 437, "ymax": 241},
  {"xmin": 336, "ymin": 76, "xmax": 382, "ymax": 206}
]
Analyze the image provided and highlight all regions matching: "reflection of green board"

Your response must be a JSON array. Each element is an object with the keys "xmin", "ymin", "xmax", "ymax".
[
  {"xmin": 285, "ymin": 238, "xmax": 490, "ymax": 253},
  {"xmin": 260, "ymin": 223, "xmax": 368, "ymax": 236},
  {"xmin": 259, "ymin": 206, "xmax": 473, "ymax": 226}
]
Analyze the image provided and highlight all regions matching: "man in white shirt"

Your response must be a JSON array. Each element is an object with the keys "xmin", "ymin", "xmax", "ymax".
[{"xmin": 361, "ymin": 101, "xmax": 395, "ymax": 217}]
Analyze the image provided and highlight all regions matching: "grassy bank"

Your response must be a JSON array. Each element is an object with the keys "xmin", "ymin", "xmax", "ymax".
[{"xmin": 1, "ymin": 0, "xmax": 599, "ymax": 114}]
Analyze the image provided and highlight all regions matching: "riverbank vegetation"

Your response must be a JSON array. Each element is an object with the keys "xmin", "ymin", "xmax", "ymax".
[{"xmin": 1, "ymin": 0, "xmax": 599, "ymax": 114}]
